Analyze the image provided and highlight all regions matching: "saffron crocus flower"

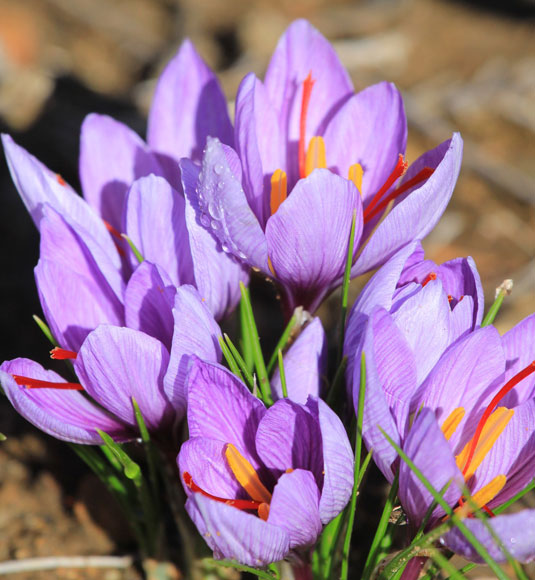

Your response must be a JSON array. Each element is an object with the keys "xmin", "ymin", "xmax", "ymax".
[
  {"xmin": 177, "ymin": 359, "xmax": 354, "ymax": 567},
  {"xmin": 0, "ymin": 285, "xmax": 222, "ymax": 445},
  {"xmin": 2, "ymin": 38, "xmax": 246, "ymax": 321},
  {"xmin": 184, "ymin": 19, "xmax": 463, "ymax": 313},
  {"xmin": 355, "ymin": 307, "xmax": 535, "ymax": 566}
]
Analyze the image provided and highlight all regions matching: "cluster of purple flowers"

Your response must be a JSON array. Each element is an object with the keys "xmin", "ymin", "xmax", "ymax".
[{"xmin": 1, "ymin": 19, "xmax": 534, "ymax": 576}]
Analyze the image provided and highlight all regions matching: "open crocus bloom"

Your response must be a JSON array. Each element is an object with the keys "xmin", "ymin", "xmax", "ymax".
[
  {"xmin": 178, "ymin": 359, "xmax": 354, "ymax": 567},
  {"xmin": 183, "ymin": 19, "xmax": 463, "ymax": 313},
  {"xmin": 2, "ymin": 38, "xmax": 246, "ymax": 322},
  {"xmin": 356, "ymin": 308, "xmax": 535, "ymax": 564},
  {"xmin": 0, "ymin": 285, "xmax": 222, "ymax": 445}
]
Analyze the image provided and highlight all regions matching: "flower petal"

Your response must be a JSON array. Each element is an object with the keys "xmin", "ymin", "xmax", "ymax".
[
  {"xmin": 271, "ymin": 317, "xmax": 326, "ymax": 403},
  {"xmin": 185, "ymin": 494, "xmax": 290, "ymax": 566},
  {"xmin": 163, "ymin": 286, "xmax": 222, "ymax": 416},
  {"xmin": 266, "ymin": 169, "xmax": 363, "ymax": 312},
  {"xmin": 354, "ymin": 133, "xmax": 463, "ymax": 276},
  {"xmin": 268, "ymin": 469, "xmax": 322, "ymax": 549},
  {"xmin": 79, "ymin": 114, "xmax": 162, "ymax": 230},
  {"xmin": 75, "ymin": 325, "xmax": 172, "ymax": 431},
  {"xmin": 180, "ymin": 158, "xmax": 249, "ymax": 320},
  {"xmin": 0, "ymin": 359, "xmax": 131, "ymax": 444}
]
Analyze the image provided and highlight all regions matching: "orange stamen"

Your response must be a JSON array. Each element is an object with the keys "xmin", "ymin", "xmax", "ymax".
[
  {"xmin": 421, "ymin": 272, "xmax": 437, "ymax": 287},
  {"xmin": 56, "ymin": 174, "xmax": 66, "ymax": 186},
  {"xmin": 461, "ymin": 361, "xmax": 535, "ymax": 477},
  {"xmin": 298, "ymin": 73, "xmax": 315, "ymax": 179},
  {"xmin": 183, "ymin": 472, "xmax": 261, "ymax": 511},
  {"xmin": 258, "ymin": 503, "xmax": 270, "ymax": 521},
  {"xmin": 13, "ymin": 375, "xmax": 83, "ymax": 390},
  {"xmin": 440, "ymin": 407, "xmax": 465, "ymax": 441},
  {"xmin": 305, "ymin": 136, "xmax": 327, "ymax": 177},
  {"xmin": 363, "ymin": 154, "xmax": 408, "ymax": 221},
  {"xmin": 225, "ymin": 443, "xmax": 272, "ymax": 504},
  {"xmin": 50, "ymin": 347, "xmax": 77, "ymax": 360},
  {"xmin": 270, "ymin": 169, "xmax": 287, "ymax": 215},
  {"xmin": 348, "ymin": 163, "xmax": 364, "ymax": 193},
  {"xmin": 455, "ymin": 475, "xmax": 507, "ymax": 516}
]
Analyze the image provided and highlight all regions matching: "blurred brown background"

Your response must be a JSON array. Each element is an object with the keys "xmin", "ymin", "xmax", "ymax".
[{"xmin": 0, "ymin": 0, "xmax": 533, "ymax": 578}]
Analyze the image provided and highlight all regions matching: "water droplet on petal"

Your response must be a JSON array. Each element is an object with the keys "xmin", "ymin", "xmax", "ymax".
[
  {"xmin": 221, "ymin": 243, "xmax": 229, "ymax": 253},
  {"xmin": 208, "ymin": 201, "xmax": 222, "ymax": 220},
  {"xmin": 214, "ymin": 164, "xmax": 224, "ymax": 175},
  {"xmin": 217, "ymin": 181, "xmax": 225, "ymax": 190},
  {"xmin": 200, "ymin": 214, "xmax": 210, "ymax": 227},
  {"xmin": 211, "ymin": 220, "xmax": 220, "ymax": 231}
]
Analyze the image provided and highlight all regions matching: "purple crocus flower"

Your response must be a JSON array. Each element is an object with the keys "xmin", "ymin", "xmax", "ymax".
[
  {"xmin": 184, "ymin": 20, "xmax": 463, "ymax": 313},
  {"xmin": 354, "ymin": 305, "xmax": 535, "ymax": 566},
  {"xmin": 0, "ymin": 285, "xmax": 222, "ymax": 446},
  {"xmin": 2, "ymin": 38, "xmax": 246, "ymax": 322},
  {"xmin": 177, "ymin": 359, "xmax": 354, "ymax": 567}
]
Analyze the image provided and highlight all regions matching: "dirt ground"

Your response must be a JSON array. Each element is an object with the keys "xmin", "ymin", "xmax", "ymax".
[{"xmin": 0, "ymin": 0, "xmax": 533, "ymax": 578}]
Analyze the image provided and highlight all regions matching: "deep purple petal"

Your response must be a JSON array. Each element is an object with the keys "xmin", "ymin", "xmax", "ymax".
[
  {"xmin": 354, "ymin": 133, "xmax": 463, "ymax": 276},
  {"xmin": 163, "ymin": 286, "xmax": 222, "ymax": 417},
  {"xmin": 323, "ymin": 82, "xmax": 407, "ymax": 202},
  {"xmin": 0, "ymin": 359, "xmax": 131, "ymax": 444},
  {"xmin": 234, "ymin": 73, "xmax": 284, "ymax": 227},
  {"xmin": 79, "ymin": 114, "xmax": 162, "ymax": 230},
  {"xmin": 124, "ymin": 261, "xmax": 176, "ymax": 349},
  {"xmin": 123, "ymin": 175, "xmax": 193, "ymax": 286},
  {"xmin": 75, "ymin": 325, "xmax": 172, "ymax": 431},
  {"xmin": 266, "ymin": 169, "xmax": 363, "ymax": 312},
  {"xmin": 268, "ymin": 469, "xmax": 322, "ymax": 548},
  {"xmin": 186, "ymin": 359, "xmax": 266, "ymax": 468},
  {"xmin": 271, "ymin": 318, "xmax": 326, "ymax": 403},
  {"xmin": 399, "ymin": 409, "xmax": 464, "ymax": 525},
  {"xmin": 147, "ymin": 40, "xmax": 233, "ymax": 172},
  {"xmin": 185, "ymin": 494, "xmax": 290, "ymax": 566},
  {"xmin": 180, "ymin": 158, "xmax": 249, "ymax": 320},
  {"xmin": 442, "ymin": 509, "xmax": 535, "ymax": 563},
  {"xmin": 194, "ymin": 138, "xmax": 268, "ymax": 270}
]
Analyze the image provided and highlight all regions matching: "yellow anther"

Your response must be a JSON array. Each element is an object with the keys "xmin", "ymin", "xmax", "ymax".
[
  {"xmin": 224, "ymin": 443, "xmax": 272, "ymax": 504},
  {"xmin": 440, "ymin": 407, "xmax": 465, "ymax": 441},
  {"xmin": 455, "ymin": 475, "xmax": 507, "ymax": 516},
  {"xmin": 456, "ymin": 407, "xmax": 514, "ymax": 480},
  {"xmin": 267, "ymin": 257, "xmax": 276, "ymax": 277},
  {"xmin": 270, "ymin": 169, "xmax": 287, "ymax": 215},
  {"xmin": 348, "ymin": 163, "xmax": 364, "ymax": 193},
  {"xmin": 305, "ymin": 136, "xmax": 327, "ymax": 177},
  {"xmin": 258, "ymin": 503, "xmax": 270, "ymax": 521}
]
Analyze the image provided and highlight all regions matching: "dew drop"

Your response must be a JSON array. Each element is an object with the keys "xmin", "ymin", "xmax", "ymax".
[
  {"xmin": 217, "ymin": 181, "xmax": 225, "ymax": 190},
  {"xmin": 208, "ymin": 201, "xmax": 222, "ymax": 220},
  {"xmin": 211, "ymin": 220, "xmax": 220, "ymax": 231},
  {"xmin": 200, "ymin": 214, "xmax": 210, "ymax": 227},
  {"xmin": 221, "ymin": 243, "xmax": 229, "ymax": 253},
  {"xmin": 214, "ymin": 164, "xmax": 224, "ymax": 175}
]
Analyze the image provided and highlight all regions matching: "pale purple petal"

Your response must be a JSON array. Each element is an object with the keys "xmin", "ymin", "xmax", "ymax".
[
  {"xmin": 195, "ymin": 138, "xmax": 268, "ymax": 270},
  {"xmin": 266, "ymin": 169, "xmax": 363, "ymax": 312},
  {"xmin": 79, "ymin": 114, "xmax": 162, "ymax": 230},
  {"xmin": 124, "ymin": 261, "xmax": 176, "ymax": 349},
  {"xmin": 354, "ymin": 133, "xmax": 463, "ymax": 275},
  {"xmin": 442, "ymin": 509, "xmax": 535, "ymax": 563},
  {"xmin": 501, "ymin": 314, "xmax": 535, "ymax": 405},
  {"xmin": 180, "ymin": 158, "xmax": 249, "ymax": 320},
  {"xmin": 186, "ymin": 494, "xmax": 290, "ymax": 566},
  {"xmin": 399, "ymin": 409, "xmax": 464, "ymax": 525},
  {"xmin": 75, "ymin": 325, "xmax": 173, "ymax": 431},
  {"xmin": 186, "ymin": 359, "xmax": 266, "ymax": 468},
  {"xmin": 323, "ymin": 82, "xmax": 407, "ymax": 203},
  {"xmin": 234, "ymin": 73, "xmax": 284, "ymax": 226},
  {"xmin": 0, "ymin": 359, "xmax": 131, "ymax": 444},
  {"xmin": 163, "ymin": 286, "xmax": 222, "ymax": 417},
  {"xmin": 147, "ymin": 40, "xmax": 233, "ymax": 170},
  {"xmin": 123, "ymin": 175, "xmax": 193, "ymax": 286},
  {"xmin": 268, "ymin": 469, "xmax": 322, "ymax": 548},
  {"xmin": 271, "ymin": 317, "xmax": 326, "ymax": 403}
]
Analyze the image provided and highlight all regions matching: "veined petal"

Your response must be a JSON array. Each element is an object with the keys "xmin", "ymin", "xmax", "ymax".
[
  {"xmin": 501, "ymin": 314, "xmax": 535, "ymax": 405},
  {"xmin": 268, "ymin": 469, "xmax": 322, "ymax": 549},
  {"xmin": 163, "ymin": 286, "xmax": 222, "ymax": 417},
  {"xmin": 271, "ymin": 317, "xmax": 326, "ymax": 403},
  {"xmin": 79, "ymin": 114, "xmax": 162, "ymax": 230},
  {"xmin": 180, "ymin": 158, "xmax": 249, "ymax": 320},
  {"xmin": 354, "ymin": 133, "xmax": 463, "ymax": 276},
  {"xmin": 323, "ymin": 82, "xmax": 407, "ymax": 202},
  {"xmin": 186, "ymin": 359, "xmax": 265, "ymax": 468},
  {"xmin": 147, "ymin": 40, "xmax": 233, "ymax": 171},
  {"xmin": 0, "ymin": 360, "xmax": 131, "ymax": 444},
  {"xmin": 124, "ymin": 261, "xmax": 176, "ymax": 349},
  {"xmin": 123, "ymin": 175, "xmax": 193, "ymax": 287},
  {"xmin": 442, "ymin": 509, "xmax": 535, "ymax": 563},
  {"xmin": 75, "ymin": 325, "xmax": 172, "ymax": 431},
  {"xmin": 266, "ymin": 169, "xmax": 363, "ymax": 312},
  {"xmin": 194, "ymin": 138, "xmax": 268, "ymax": 270},
  {"xmin": 186, "ymin": 494, "xmax": 290, "ymax": 566}
]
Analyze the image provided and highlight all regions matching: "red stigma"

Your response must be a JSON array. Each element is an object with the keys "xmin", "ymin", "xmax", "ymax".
[
  {"xmin": 447, "ymin": 295, "xmax": 453, "ymax": 303},
  {"xmin": 13, "ymin": 375, "xmax": 83, "ymax": 390},
  {"xmin": 421, "ymin": 272, "xmax": 437, "ymax": 287},
  {"xmin": 183, "ymin": 472, "xmax": 261, "ymax": 511},
  {"xmin": 363, "ymin": 155, "xmax": 408, "ymax": 221},
  {"xmin": 462, "ymin": 361, "xmax": 535, "ymax": 476},
  {"xmin": 103, "ymin": 220, "xmax": 126, "ymax": 257},
  {"xmin": 50, "ymin": 347, "xmax": 77, "ymax": 360},
  {"xmin": 56, "ymin": 174, "xmax": 66, "ymax": 186},
  {"xmin": 298, "ymin": 72, "xmax": 315, "ymax": 180}
]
